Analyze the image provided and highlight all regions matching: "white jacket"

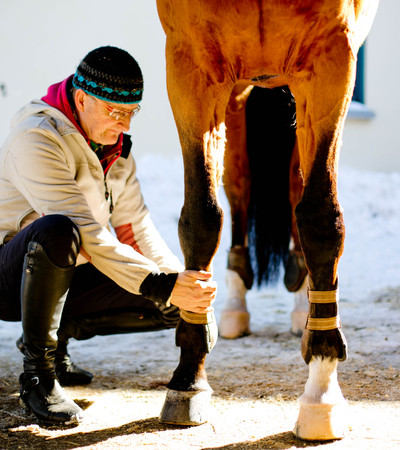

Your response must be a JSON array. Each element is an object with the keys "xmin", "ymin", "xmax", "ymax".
[{"xmin": 0, "ymin": 100, "xmax": 183, "ymax": 295}]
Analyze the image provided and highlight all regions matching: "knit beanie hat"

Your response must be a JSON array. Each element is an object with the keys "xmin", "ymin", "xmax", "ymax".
[{"xmin": 72, "ymin": 46, "xmax": 143, "ymax": 104}]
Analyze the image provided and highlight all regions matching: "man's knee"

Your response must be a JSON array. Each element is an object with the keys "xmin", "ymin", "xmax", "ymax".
[{"xmin": 31, "ymin": 215, "xmax": 81, "ymax": 267}]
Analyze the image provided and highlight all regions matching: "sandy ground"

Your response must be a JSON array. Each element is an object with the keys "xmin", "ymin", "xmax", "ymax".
[
  {"xmin": 1, "ymin": 159, "xmax": 400, "ymax": 448},
  {"xmin": 1, "ymin": 283, "xmax": 399, "ymax": 449}
]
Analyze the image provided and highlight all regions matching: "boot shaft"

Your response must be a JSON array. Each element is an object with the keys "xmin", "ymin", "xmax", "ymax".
[{"xmin": 21, "ymin": 241, "xmax": 75, "ymax": 374}]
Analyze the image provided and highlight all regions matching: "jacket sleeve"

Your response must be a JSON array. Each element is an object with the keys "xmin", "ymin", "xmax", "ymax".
[
  {"xmin": 4, "ymin": 128, "xmax": 166, "ymax": 295},
  {"xmin": 110, "ymin": 153, "xmax": 184, "ymax": 274}
]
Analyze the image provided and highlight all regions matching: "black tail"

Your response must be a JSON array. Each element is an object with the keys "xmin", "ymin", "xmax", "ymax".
[{"xmin": 246, "ymin": 86, "xmax": 297, "ymax": 286}]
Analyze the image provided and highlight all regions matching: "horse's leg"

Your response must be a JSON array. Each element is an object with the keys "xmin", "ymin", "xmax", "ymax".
[
  {"xmin": 219, "ymin": 85, "xmax": 254, "ymax": 339},
  {"xmin": 159, "ymin": 38, "xmax": 232, "ymax": 425},
  {"xmin": 290, "ymin": 37, "xmax": 357, "ymax": 440},
  {"xmin": 284, "ymin": 140, "xmax": 309, "ymax": 336}
]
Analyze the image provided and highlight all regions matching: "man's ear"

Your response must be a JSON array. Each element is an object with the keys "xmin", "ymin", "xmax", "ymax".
[{"xmin": 74, "ymin": 89, "xmax": 86, "ymax": 112}]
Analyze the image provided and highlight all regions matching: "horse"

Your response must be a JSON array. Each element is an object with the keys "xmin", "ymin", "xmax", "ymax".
[
  {"xmin": 156, "ymin": 0, "xmax": 379, "ymax": 440},
  {"xmin": 220, "ymin": 85, "xmax": 310, "ymax": 339}
]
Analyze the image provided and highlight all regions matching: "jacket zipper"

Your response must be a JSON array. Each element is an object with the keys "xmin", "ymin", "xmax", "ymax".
[{"xmin": 104, "ymin": 179, "xmax": 114, "ymax": 214}]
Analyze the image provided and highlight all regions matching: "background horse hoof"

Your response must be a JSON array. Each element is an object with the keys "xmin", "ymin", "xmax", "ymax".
[
  {"xmin": 219, "ymin": 310, "xmax": 250, "ymax": 339},
  {"xmin": 159, "ymin": 388, "xmax": 212, "ymax": 425},
  {"xmin": 294, "ymin": 400, "xmax": 348, "ymax": 440}
]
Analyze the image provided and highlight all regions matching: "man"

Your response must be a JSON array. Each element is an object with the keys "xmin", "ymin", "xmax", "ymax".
[{"xmin": 0, "ymin": 46, "xmax": 216, "ymax": 425}]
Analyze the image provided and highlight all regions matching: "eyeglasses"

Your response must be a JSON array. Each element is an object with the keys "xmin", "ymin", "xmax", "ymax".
[{"xmin": 94, "ymin": 97, "xmax": 141, "ymax": 121}]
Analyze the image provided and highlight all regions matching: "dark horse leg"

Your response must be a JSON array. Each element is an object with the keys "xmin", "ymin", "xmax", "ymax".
[
  {"xmin": 158, "ymin": 34, "xmax": 233, "ymax": 425},
  {"xmin": 289, "ymin": 32, "xmax": 356, "ymax": 439}
]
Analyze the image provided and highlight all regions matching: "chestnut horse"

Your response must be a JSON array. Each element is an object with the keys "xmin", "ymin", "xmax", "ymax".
[
  {"xmin": 156, "ymin": 0, "xmax": 379, "ymax": 440},
  {"xmin": 220, "ymin": 85, "xmax": 309, "ymax": 339}
]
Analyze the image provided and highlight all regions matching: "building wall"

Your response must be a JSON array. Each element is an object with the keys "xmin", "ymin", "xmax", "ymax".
[
  {"xmin": 0, "ymin": 1, "xmax": 395, "ymax": 171},
  {"xmin": 0, "ymin": 0, "xmax": 180, "ymax": 159},
  {"xmin": 341, "ymin": 1, "xmax": 399, "ymax": 172}
]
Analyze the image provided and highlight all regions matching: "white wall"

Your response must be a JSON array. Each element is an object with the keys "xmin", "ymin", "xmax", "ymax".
[
  {"xmin": 341, "ymin": 1, "xmax": 400, "ymax": 172},
  {"xmin": 0, "ymin": 0, "xmax": 180, "ymax": 157}
]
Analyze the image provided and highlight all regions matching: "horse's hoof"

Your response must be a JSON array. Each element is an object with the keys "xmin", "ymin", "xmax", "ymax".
[
  {"xmin": 290, "ymin": 311, "xmax": 308, "ymax": 336},
  {"xmin": 294, "ymin": 401, "xmax": 348, "ymax": 440},
  {"xmin": 159, "ymin": 388, "xmax": 212, "ymax": 425},
  {"xmin": 218, "ymin": 310, "xmax": 250, "ymax": 339}
]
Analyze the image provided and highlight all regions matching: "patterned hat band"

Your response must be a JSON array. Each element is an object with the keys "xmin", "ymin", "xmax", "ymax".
[{"xmin": 72, "ymin": 73, "xmax": 143, "ymax": 104}]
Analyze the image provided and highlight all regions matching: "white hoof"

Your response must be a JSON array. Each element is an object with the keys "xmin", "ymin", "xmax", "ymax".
[
  {"xmin": 294, "ymin": 400, "xmax": 347, "ymax": 440},
  {"xmin": 219, "ymin": 310, "xmax": 250, "ymax": 339},
  {"xmin": 294, "ymin": 357, "xmax": 348, "ymax": 440}
]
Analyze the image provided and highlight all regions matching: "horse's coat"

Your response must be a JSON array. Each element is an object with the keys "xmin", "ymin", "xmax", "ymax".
[{"xmin": 156, "ymin": 0, "xmax": 379, "ymax": 439}]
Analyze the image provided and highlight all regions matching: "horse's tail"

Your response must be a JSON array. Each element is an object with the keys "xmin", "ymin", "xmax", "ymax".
[{"xmin": 246, "ymin": 86, "xmax": 297, "ymax": 287}]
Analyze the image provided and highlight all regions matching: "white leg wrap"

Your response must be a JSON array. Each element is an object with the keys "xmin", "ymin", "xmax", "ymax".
[
  {"xmin": 291, "ymin": 275, "xmax": 309, "ymax": 336},
  {"xmin": 219, "ymin": 269, "xmax": 250, "ymax": 339},
  {"xmin": 294, "ymin": 356, "xmax": 348, "ymax": 440}
]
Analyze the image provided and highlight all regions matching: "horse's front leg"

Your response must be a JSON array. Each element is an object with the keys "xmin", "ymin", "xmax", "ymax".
[
  {"xmin": 159, "ymin": 38, "xmax": 232, "ymax": 425},
  {"xmin": 160, "ymin": 139, "xmax": 223, "ymax": 424},
  {"xmin": 290, "ymin": 37, "xmax": 357, "ymax": 440}
]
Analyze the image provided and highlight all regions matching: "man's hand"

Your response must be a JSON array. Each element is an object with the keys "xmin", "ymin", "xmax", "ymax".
[{"xmin": 170, "ymin": 270, "xmax": 217, "ymax": 314}]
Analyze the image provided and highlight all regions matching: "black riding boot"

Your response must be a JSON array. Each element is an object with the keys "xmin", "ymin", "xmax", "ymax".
[
  {"xmin": 19, "ymin": 241, "xmax": 83, "ymax": 424},
  {"xmin": 16, "ymin": 335, "xmax": 94, "ymax": 387},
  {"xmin": 54, "ymin": 336, "xmax": 94, "ymax": 386},
  {"xmin": 18, "ymin": 304, "xmax": 180, "ymax": 387}
]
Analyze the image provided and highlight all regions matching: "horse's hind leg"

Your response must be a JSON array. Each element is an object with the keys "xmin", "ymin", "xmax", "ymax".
[
  {"xmin": 219, "ymin": 85, "xmax": 253, "ymax": 339},
  {"xmin": 290, "ymin": 36, "xmax": 357, "ymax": 440},
  {"xmin": 284, "ymin": 140, "xmax": 309, "ymax": 336}
]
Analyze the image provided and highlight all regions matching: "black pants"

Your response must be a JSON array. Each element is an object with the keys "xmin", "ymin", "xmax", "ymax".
[{"xmin": 0, "ymin": 215, "xmax": 175, "ymax": 325}]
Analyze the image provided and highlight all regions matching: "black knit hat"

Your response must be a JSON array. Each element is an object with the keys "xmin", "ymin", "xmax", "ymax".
[{"xmin": 72, "ymin": 46, "xmax": 143, "ymax": 104}]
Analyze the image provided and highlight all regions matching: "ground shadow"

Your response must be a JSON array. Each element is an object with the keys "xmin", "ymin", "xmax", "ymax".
[
  {"xmin": 1, "ymin": 416, "xmax": 189, "ymax": 449},
  {"xmin": 203, "ymin": 431, "xmax": 335, "ymax": 449}
]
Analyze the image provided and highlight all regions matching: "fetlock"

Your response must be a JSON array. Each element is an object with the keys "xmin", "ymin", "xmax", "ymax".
[
  {"xmin": 227, "ymin": 246, "xmax": 254, "ymax": 290},
  {"xmin": 19, "ymin": 371, "xmax": 83, "ymax": 425}
]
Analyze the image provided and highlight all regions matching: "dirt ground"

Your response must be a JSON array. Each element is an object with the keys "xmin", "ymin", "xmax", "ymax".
[{"xmin": 1, "ymin": 285, "xmax": 399, "ymax": 449}]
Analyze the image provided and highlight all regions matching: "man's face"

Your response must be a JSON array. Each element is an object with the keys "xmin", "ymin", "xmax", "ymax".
[{"xmin": 75, "ymin": 90, "xmax": 140, "ymax": 145}]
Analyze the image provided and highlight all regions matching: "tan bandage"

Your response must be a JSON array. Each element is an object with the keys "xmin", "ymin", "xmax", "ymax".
[
  {"xmin": 306, "ymin": 316, "xmax": 341, "ymax": 331},
  {"xmin": 180, "ymin": 310, "xmax": 214, "ymax": 325},
  {"xmin": 306, "ymin": 290, "xmax": 340, "ymax": 330},
  {"xmin": 308, "ymin": 290, "xmax": 339, "ymax": 303}
]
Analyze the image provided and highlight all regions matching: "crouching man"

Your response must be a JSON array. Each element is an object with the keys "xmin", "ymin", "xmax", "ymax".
[{"xmin": 0, "ymin": 46, "xmax": 216, "ymax": 425}]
